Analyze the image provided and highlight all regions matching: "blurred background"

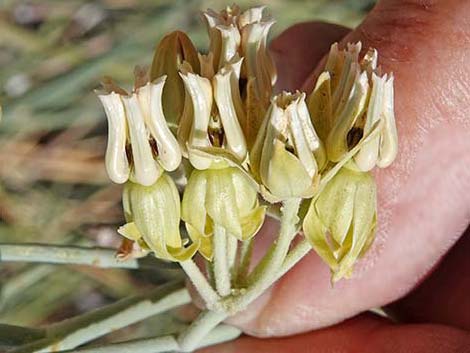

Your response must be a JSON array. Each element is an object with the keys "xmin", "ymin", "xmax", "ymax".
[{"xmin": 0, "ymin": 0, "xmax": 374, "ymax": 344}]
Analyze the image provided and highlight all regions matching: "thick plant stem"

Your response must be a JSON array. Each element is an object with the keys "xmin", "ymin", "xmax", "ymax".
[
  {"xmin": 61, "ymin": 324, "xmax": 240, "ymax": 353},
  {"xmin": 229, "ymin": 198, "xmax": 301, "ymax": 311},
  {"xmin": 177, "ymin": 310, "xmax": 229, "ymax": 352},
  {"xmin": 0, "ymin": 243, "xmax": 169, "ymax": 270},
  {"xmin": 213, "ymin": 225, "xmax": 231, "ymax": 297},
  {"xmin": 179, "ymin": 260, "xmax": 220, "ymax": 307}
]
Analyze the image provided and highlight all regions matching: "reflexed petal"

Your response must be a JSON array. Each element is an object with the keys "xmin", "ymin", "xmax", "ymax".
[
  {"xmin": 118, "ymin": 222, "xmax": 142, "ymax": 241},
  {"xmin": 206, "ymin": 168, "xmax": 243, "ymax": 238},
  {"xmin": 182, "ymin": 169, "xmax": 210, "ymax": 238},
  {"xmin": 124, "ymin": 175, "xmax": 198, "ymax": 262},
  {"xmin": 98, "ymin": 92, "xmax": 130, "ymax": 184},
  {"xmin": 230, "ymin": 166, "xmax": 258, "ymax": 211},
  {"xmin": 186, "ymin": 223, "xmax": 213, "ymax": 260}
]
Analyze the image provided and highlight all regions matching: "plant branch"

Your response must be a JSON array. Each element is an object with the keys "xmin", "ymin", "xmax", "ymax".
[
  {"xmin": 59, "ymin": 324, "xmax": 240, "ymax": 353},
  {"xmin": 0, "ymin": 243, "xmax": 175, "ymax": 270},
  {"xmin": 279, "ymin": 237, "xmax": 311, "ymax": 279},
  {"xmin": 10, "ymin": 281, "xmax": 190, "ymax": 353}
]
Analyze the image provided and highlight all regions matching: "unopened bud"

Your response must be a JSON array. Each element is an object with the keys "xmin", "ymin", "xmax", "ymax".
[
  {"xmin": 119, "ymin": 174, "xmax": 199, "ymax": 262},
  {"xmin": 182, "ymin": 167, "xmax": 265, "ymax": 260},
  {"xmin": 303, "ymin": 167, "xmax": 377, "ymax": 282}
]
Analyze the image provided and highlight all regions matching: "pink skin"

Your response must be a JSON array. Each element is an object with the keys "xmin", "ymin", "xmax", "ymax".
[{"xmin": 199, "ymin": 0, "xmax": 470, "ymax": 342}]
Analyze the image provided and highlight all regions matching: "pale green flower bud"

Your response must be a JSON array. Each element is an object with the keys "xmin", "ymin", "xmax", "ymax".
[
  {"xmin": 303, "ymin": 167, "xmax": 377, "ymax": 282},
  {"xmin": 178, "ymin": 60, "xmax": 247, "ymax": 169},
  {"xmin": 250, "ymin": 91, "xmax": 321, "ymax": 201},
  {"xmin": 150, "ymin": 31, "xmax": 200, "ymax": 128},
  {"xmin": 317, "ymin": 42, "xmax": 398, "ymax": 171},
  {"xmin": 181, "ymin": 167, "xmax": 266, "ymax": 260},
  {"xmin": 97, "ymin": 75, "xmax": 182, "ymax": 186},
  {"xmin": 118, "ymin": 174, "xmax": 199, "ymax": 262}
]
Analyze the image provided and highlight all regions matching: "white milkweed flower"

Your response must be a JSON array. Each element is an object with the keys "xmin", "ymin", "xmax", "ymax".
[
  {"xmin": 250, "ymin": 91, "xmax": 321, "ymax": 201},
  {"xmin": 310, "ymin": 42, "xmax": 398, "ymax": 172},
  {"xmin": 97, "ymin": 72, "xmax": 182, "ymax": 186}
]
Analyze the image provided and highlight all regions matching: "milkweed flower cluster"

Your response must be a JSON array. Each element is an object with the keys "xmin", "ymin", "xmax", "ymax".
[{"xmin": 97, "ymin": 5, "xmax": 397, "ymax": 285}]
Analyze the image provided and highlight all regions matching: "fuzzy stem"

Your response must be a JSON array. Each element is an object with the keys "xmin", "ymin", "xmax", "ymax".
[
  {"xmin": 179, "ymin": 260, "xmax": 220, "ymax": 307},
  {"xmin": 60, "ymin": 324, "xmax": 240, "ymax": 353},
  {"xmin": 213, "ymin": 225, "xmax": 231, "ymax": 297},
  {"xmin": 279, "ymin": 238, "xmax": 311, "ymax": 279},
  {"xmin": 177, "ymin": 310, "xmax": 229, "ymax": 352}
]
